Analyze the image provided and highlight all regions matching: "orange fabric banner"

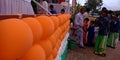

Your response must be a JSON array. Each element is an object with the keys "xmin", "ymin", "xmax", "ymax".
[{"xmin": 58, "ymin": 0, "xmax": 65, "ymax": 3}]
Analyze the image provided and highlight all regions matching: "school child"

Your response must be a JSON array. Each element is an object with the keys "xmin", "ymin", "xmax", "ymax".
[
  {"xmin": 93, "ymin": 25, "xmax": 99, "ymax": 45},
  {"xmin": 83, "ymin": 18, "xmax": 89, "ymax": 44},
  {"xmin": 107, "ymin": 13, "xmax": 120, "ymax": 48},
  {"xmin": 87, "ymin": 21, "xmax": 95, "ymax": 46}
]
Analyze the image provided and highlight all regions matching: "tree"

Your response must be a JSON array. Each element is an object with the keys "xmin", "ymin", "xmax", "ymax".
[
  {"xmin": 85, "ymin": 0, "xmax": 103, "ymax": 10},
  {"xmin": 70, "ymin": 3, "xmax": 82, "ymax": 22}
]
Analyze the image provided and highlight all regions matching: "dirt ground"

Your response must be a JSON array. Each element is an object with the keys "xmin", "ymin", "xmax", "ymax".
[{"xmin": 66, "ymin": 41, "xmax": 120, "ymax": 60}]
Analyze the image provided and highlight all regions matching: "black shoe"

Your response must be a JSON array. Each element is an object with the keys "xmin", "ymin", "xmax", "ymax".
[
  {"xmin": 107, "ymin": 45, "xmax": 111, "ymax": 47},
  {"xmin": 78, "ymin": 45, "xmax": 86, "ymax": 49},
  {"xmin": 111, "ymin": 47, "xmax": 116, "ymax": 49},
  {"xmin": 99, "ymin": 53, "xmax": 106, "ymax": 57}
]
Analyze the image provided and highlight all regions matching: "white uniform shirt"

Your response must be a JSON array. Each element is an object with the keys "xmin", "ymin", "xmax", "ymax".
[
  {"xmin": 42, "ymin": 1, "xmax": 48, "ymax": 11},
  {"xmin": 74, "ymin": 12, "xmax": 84, "ymax": 27}
]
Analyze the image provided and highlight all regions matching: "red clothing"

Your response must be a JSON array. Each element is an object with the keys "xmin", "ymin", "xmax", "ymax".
[
  {"xmin": 83, "ymin": 22, "xmax": 89, "ymax": 44},
  {"xmin": 58, "ymin": 0, "xmax": 64, "ymax": 3}
]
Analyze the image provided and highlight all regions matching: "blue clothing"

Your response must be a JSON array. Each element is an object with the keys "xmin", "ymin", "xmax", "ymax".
[
  {"xmin": 95, "ymin": 16, "xmax": 109, "ymax": 35},
  {"xmin": 108, "ymin": 15, "xmax": 114, "ymax": 21},
  {"xmin": 50, "ymin": 10, "xmax": 57, "ymax": 14},
  {"xmin": 87, "ymin": 25, "xmax": 95, "ymax": 46},
  {"xmin": 110, "ymin": 19, "xmax": 120, "ymax": 33}
]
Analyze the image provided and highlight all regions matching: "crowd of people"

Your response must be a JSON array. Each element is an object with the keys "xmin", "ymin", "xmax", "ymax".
[
  {"xmin": 40, "ymin": 0, "xmax": 65, "ymax": 14},
  {"xmin": 70, "ymin": 7, "xmax": 120, "ymax": 57}
]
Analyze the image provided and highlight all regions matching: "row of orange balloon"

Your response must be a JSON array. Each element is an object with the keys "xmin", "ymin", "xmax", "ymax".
[{"xmin": 0, "ymin": 14, "xmax": 71, "ymax": 60}]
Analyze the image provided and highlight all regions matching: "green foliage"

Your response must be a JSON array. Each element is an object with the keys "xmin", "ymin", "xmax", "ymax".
[
  {"xmin": 85, "ymin": 0, "xmax": 103, "ymax": 10},
  {"xmin": 114, "ymin": 10, "xmax": 120, "ymax": 15}
]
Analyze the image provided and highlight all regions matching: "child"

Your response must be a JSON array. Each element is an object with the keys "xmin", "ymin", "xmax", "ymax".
[
  {"xmin": 107, "ymin": 13, "xmax": 120, "ymax": 48},
  {"xmin": 93, "ymin": 24, "xmax": 99, "ymax": 45},
  {"xmin": 49, "ymin": 5, "xmax": 57, "ymax": 14},
  {"xmin": 83, "ymin": 18, "xmax": 89, "ymax": 44},
  {"xmin": 60, "ymin": 9, "xmax": 65, "ymax": 14},
  {"xmin": 87, "ymin": 21, "xmax": 95, "ymax": 46}
]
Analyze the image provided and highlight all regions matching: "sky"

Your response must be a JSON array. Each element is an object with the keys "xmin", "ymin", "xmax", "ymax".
[{"xmin": 70, "ymin": 0, "xmax": 120, "ymax": 11}]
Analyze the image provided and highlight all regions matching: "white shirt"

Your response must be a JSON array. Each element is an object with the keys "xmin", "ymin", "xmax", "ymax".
[
  {"xmin": 94, "ymin": 27, "xmax": 99, "ymax": 32},
  {"xmin": 24, "ymin": 0, "xmax": 31, "ymax": 2},
  {"xmin": 42, "ymin": 1, "xmax": 48, "ymax": 11},
  {"xmin": 74, "ymin": 12, "xmax": 84, "ymax": 27},
  {"xmin": 83, "ymin": 12, "xmax": 89, "ymax": 19}
]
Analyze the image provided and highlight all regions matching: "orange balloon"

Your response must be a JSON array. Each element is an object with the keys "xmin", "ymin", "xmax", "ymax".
[
  {"xmin": 0, "ymin": 19, "xmax": 33, "ymax": 60},
  {"xmin": 62, "ymin": 14, "xmax": 67, "ymax": 23},
  {"xmin": 49, "ymin": 27, "xmax": 62, "ymax": 49},
  {"xmin": 60, "ymin": 33, "xmax": 65, "ymax": 41},
  {"xmin": 22, "ymin": 17, "xmax": 43, "ymax": 44},
  {"xmin": 56, "ymin": 28, "xmax": 62, "ymax": 39},
  {"xmin": 66, "ymin": 20, "xmax": 70, "ymax": 27},
  {"xmin": 63, "ymin": 31, "xmax": 67, "ymax": 38},
  {"xmin": 49, "ymin": 33, "xmax": 57, "ymax": 49},
  {"xmin": 39, "ymin": 40, "xmax": 53, "ymax": 57},
  {"xmin": 66, "ymin": 14, "xmax": 71, "ymax": 21},
  {"xmin": 57, "ymin": 15, "xmax": 64, "ymax": 25},
  {"xmin": 60, "ymin": 26, "xmax": 63, "ymax": 33},
  {"xmin": 52, "ymin": 48, "xmax": 57, "ymax": 59},
  {"xmin": 36, "ymin": 16, "xmax": 55, "ymax": 40},
  {"xmin": 56, "ymin": 40, "xmax": 61, "ymax": 51},
  {"xmin": 19, "ymin": 45, "xmax": 46, "ymax": 60},
  {"xmin": 50, "ymin": 16, "xmax": 59, "ymax": 30},
  {"xmin": 46, "ymin": 55, "xmax": 54, "ymax": 60},
  {"xmin": 68, "ymin": 14, "xmax": 71, "ymax": 19}
]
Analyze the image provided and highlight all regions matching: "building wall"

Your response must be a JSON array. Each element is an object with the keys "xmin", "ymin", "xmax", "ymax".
[{"xmin": 0, "ymin": 0, "xmax": 34, "ymax": 14}]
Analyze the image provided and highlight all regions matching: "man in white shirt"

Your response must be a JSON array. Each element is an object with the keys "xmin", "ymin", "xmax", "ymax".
[{"xmin": 73, "ymin": 8, "xmax": 85, "ymax": 48}]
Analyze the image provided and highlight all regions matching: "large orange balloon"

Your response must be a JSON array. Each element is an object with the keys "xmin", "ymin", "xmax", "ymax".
[
  {"xmin": 57, "ymin": 15, "xmax": 64, "ymax": 25},
  {"xmin": 66, "ymin": 14, "xmax": 71, "ymax": 20},
  {"xmin": 39, "ymin": 40, "xmax": 53, "ymax": 57},
  {"xmin": 60, "ymin": 33, "xmax": 65, "ymax": 41},
  {"xmin": 49, "ymin": 34, "xmax": 57, "ymax": 49},
  {"xmin": 22, "ymin": 17, "xmax": 43, "ymax": 44},
  {"xmin": 64, "ymin": 14, "xmax": 71, "ymax": 21},
  {"xmin": 60, "ymin": 25, "xmax": 65, "ymax": 34},
  {"xmin": 49, "ymin": 27, "xmax": 62, "ymax": 49},
  {"xmin": 19, "ymin": 45, "xmax": 46, "ymax": 60},
  {"xmin": 62, "ymin": 14, "xmax": 68, "ymax": 23},
  {"xmin": 50, "ymin": 16, "xmax": 59, "ymax": 30},
  {"xmin": 52, "ymin": 48, "xmax": 57, "ymax": 59},
  {"xmin": 56, "ymin": 39, "xmax": 61, "ymax": 51},
  {"xmin": 0, "ymin": 19, "xmax": 33, "ymax": 60},
  {"xmin": 36, "ymin": 16, "xmax": 55, "ymax": 40},
  {"xmin": 46, "ymin": 55, "xmax": 54, "ymax": 60}
]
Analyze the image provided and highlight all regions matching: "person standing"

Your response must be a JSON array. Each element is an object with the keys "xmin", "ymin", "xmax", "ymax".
[
  {"xmin": 94, "ymin": 9, "xmax": 109, "ymax": 56},
  {"xmin": 83, "ymin": 18, "xmax": 89, "ymax": 44},
  {"xmin": 73, "ymin": 8, "xmax": 85, "ymax": 48},
  {"xmin": 83, "ymin": 8, "xmax": 90, "ymax": 19},
  {"xmin": 60, "ymin": 9, "xmax": 65, "ymax": 14},
  {"xmin": 49, "ymin": 5, "xmax": 57, "ymax": 14},
  {"xmin": 118, "ymin": 15, "xmax": 120, "ymax": 41},
  {"xmin": 87, "ymin": 21, "xmax": 95, "ymax": 46},
  {"xmin": 107, "ymin": 13, "xmax": 120, "ymax": 48}
]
